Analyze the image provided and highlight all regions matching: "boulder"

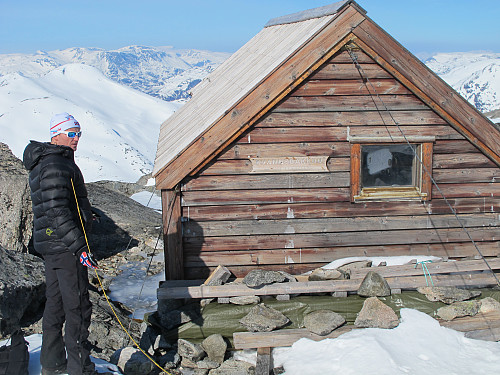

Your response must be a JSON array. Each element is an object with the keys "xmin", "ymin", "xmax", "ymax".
[
  {"xmin": 479, "ymin": 297, "xmax": 500, "ymax": 313},
  {"xmin": 110, "ymin": 346, "xmax": 155, "ymax": 375},
  {"xmin": 417, "ymin": 286, "xmax": 481, "ymax": 304},
  {"xmin": 357, "ymin": 271, "xmax": 391, "ymax": 297},
  {"xmin": 201, "ymin": 334, "xmax": 227, "ymax": 364},
  {"xmin": 354, "ymin": 297, "xmax": 399, "ymax": 329},
  {"xmin": 243, "ymin": 270, "xmax": 287, "ymax": 288},
  {"xmin": 0, "ymin": 143, "xmax": 33, "ymax": 253},
  {"xmin": 303, "ymin": 310, "xmax": 346, "ymax": 336},
  {"xmin": 178, "ymin": 338, "xmax": 206, "ymax": 362},
  {"xmin": 208, "ymin": 359, "xmax": 255, "ymax": 375},
  {"xmin": 0, "ymin": 246, "xmax": 45, "ymax": 338},
  {"xmin": 337, "ymin": 261, "xmax": 372, "ymax": 277},
  {"xmin": 437, "ymin": 300, "xmax": 482, "ymax": 321},
  {"xmin": 240, "ymin": 303, "xmax": 290, "ymax": 332},
  {"xmin": 229, "ymin": 296, "xmax": 260, "ymax": 305},
  {"xmin": 308, "ymin": 268, "xmax": 347, "ymax": 281}
]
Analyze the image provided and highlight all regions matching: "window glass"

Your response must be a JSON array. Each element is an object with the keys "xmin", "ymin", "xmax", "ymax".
[{"xmin": 361, "ymin": 144, "xmax": 417, "ymax": 188}]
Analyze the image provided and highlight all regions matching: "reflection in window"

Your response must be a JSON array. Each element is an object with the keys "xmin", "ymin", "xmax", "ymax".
[{"xmin": 361, "ymin": 144, "xmax": 417, "ymax": 188}]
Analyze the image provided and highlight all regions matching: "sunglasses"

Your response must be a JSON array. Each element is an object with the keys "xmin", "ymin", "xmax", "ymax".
[{"xmin": 60, "ymin": 131, "xmax": 82, "ymax": 138}]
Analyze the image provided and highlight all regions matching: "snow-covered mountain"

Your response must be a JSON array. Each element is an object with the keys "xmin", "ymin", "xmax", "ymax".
[
  {"xmin": 0, "ymin": 46, "xmax": 230, "ymax": 102},
  {"xmin": 424, "ymin": 52, "xmax": 499, "ymax": 113},
  {"xmin": 0, "ymin": 46, "xmax": 498, "ymax": 184}
]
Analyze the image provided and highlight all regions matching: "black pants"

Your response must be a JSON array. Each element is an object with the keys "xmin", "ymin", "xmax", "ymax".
[{"xmin": 41, "ymin": 251, "xmax": 93, "ymax": 375}]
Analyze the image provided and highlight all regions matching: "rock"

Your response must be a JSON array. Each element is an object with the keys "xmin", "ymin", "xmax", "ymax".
[
  {"xmin": 0, "ymin": 143, "xmax": 33, "ymax": 253},
  {"xmin": 437, "ymin": 300, "xmax": 481, "ymax": 321},
  {"xmin": 204, "ymin": 265, "xmax": 231, "ymax": 286},
  {"xmin": 159, "ymin": 349, "xmax": 180, "ymax": 369},
  {"xmin": 277, "ymin": 271, "xmax": 297, "ymax": 283},
  {"xmin": 201, "ymin": 334, "xmax": 227, "ymax": 364},
  {"xmin": 0, "ymin": 246, "xmax": 45, "ymax": 338},
  {"xmin": 196, "ymin": 358, "xmax": 221, "ymax": 370},
  {"xmin": 243, "ymin": 270, "xmax": 287, "ymax": 288},
  {"xmin": 110, "ymin": 346, "xmax": 155, "ymax": 375},
  {"xmin": 157, "ymin": 301, "xmax": 202, "ymax": 330},
  {"xmin": 479, "ymin": 297, "xmax": 500, "ymax": 313},
  {"xmin": 240, "ymin": 303, "xmax": 290, "ymax": 332},
  {"xmin": 208, "ymin": 359, "xmax": 255, "ymax": 375},
  {"xmin": 357, "ymin": 271, "xmax": 391, "ymax": 297},
  {"xmin": 354, "ymin": 297, "xmax": 399, "ymax": 329},
  {"xmin": 337, "ymin": 261, "xmax": 372, "ymax": 277},
  {"xmin": 308, "ymin": 268, "xmax": 346, "ymax": 281},
  {"xmin": 178, "ymin": 338, "xmax": 206, "ymax": 362},
  {"xmin": 229, "ymin": 296, "xmax": 260, "ymax": 305},
  {"xmin": 303, "ymin": 310, "xmax": 346, "ymax": 336},
  {"xmin": 139, "ymin": 325, "xmax": 171, "ymax": 356},
  {"xmin": 417, "ymin": 286, "xmax": 481, "ymax": 304}
]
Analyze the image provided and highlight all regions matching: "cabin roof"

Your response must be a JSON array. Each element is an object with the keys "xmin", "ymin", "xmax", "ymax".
[{"xmin": 153, "ymin": 0, "xmax": 499, "ymax": 190}]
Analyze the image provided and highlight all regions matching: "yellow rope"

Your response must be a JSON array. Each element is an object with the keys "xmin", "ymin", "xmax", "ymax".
[{"xmin": 70, "ymin": 179, "xmax": 170, "ymax": 374}]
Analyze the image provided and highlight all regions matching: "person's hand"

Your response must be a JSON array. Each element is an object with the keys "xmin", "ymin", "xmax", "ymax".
[{"xmin": 79, "ymin": 249, "xmax": 98, "ymax": 269}]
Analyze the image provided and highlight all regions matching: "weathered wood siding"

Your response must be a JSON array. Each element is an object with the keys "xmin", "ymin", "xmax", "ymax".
[{"xmin": 179, "ymin": 48, "xmax": 500, "ymax": 279}]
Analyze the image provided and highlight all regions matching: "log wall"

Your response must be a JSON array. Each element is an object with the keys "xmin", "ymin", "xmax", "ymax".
[{"xmin": 178, "ymin": 48, "xmax": 500, "ymax": 279}]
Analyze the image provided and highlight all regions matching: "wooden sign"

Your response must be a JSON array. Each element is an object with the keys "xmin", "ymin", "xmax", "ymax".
[{"xmin": 250, "ymin": 156, "xmax": 329, "ymax": 174}]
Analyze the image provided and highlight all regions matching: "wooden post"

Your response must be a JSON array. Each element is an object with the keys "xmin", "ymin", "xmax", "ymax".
[{"xmin": 162, "ymin": 187, "xmax": 184, "ymax": 280}]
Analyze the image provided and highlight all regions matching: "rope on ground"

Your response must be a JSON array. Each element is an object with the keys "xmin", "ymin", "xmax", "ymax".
[
  {"xmin": 71, "ymin": 179, "xmax": 171, "ymax": 374},
  {"xmin": 415, "ymin": 260, "xmax": 434, "ymax": 287},
  {"xmin": 345, "ymin": 45, "xmax": 500, "ymax": 287}
]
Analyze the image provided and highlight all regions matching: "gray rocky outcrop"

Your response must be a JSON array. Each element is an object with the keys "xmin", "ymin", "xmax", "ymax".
[
  {"xmin": 479, "ymin": 297, "xmax": 500, "ymax": 313},
  {"xmin": 303, "ymin": 310, "xmax": 346, "ymax": 335},
  {"xmin": 229, "ymin": 296, "xmax": 260, "ymax": 305},
  {"xmin": 354, "ymin": 297, "xmax": 399, "ymax": 329},
  {"xmin": 357, "ymin": 271, "xmax": 391, "ymax": 297},
  {"xmin": 0, "ymin": 245, "xmax": 45, "ymax": 338},
  {"xmin": 437, "ymin": 300, "xmax": 482, "ymax": 321},
  {"xmin": 417, "ymin": 286, "xmax": 481, "ymax": 304},
  {"xmin": 308, "ymin": 268, "xmax": 347, "ymax": 281},
  {"xmin": 243, "ymin": 270, "xmax": 287, "ymax": 288},
  {"xmin": 110, "ymin": 346, "xmax": 155, "ymax": 375},
  {"xmin": 0, "ymin": 143, "xmax": 33, "ymax": 253},
  {"xmin": 178, "ymin": 338, "xmax": 206, "ymax": 362},
  {"xmin": 201, "ymin": 334, "xmax": 227, "ymax": 364},
  {"xmin": 240, "ymin": 303, "xmax": 290, "ymax": 332},
  {"xmin": 208, "ymin": 359, "xmax": 255, "ymax": 375}
]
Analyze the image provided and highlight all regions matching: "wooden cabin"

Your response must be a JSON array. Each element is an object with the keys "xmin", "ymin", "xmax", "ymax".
[{"xmin": 153, "ymin": 0, "xmax": 500, "ymax": 281}]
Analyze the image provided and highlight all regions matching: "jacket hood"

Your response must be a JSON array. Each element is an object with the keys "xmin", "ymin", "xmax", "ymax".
[{"xmin": 22, "ymin": 140, "xmax": 74, "ymax": 171}]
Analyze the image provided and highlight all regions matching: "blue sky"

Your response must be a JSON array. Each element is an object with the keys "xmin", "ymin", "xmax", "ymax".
[{"xmin": 1, "ymin": 0, "xmax": 499, "ymax": 56}]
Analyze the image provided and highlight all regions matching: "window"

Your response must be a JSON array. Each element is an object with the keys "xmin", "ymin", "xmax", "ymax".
[{"xmin": 350, "ymin": 137, "xmax": 434, "ymax": 202}]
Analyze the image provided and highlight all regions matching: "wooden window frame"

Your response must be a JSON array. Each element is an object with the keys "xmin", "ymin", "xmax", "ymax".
[{"xmin": 350, "ymin": 136, "xmax": 434, "ymax": 202}]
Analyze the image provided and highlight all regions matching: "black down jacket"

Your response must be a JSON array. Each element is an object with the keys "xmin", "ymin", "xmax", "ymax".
[{"xmin": 23, "ymin": 141, "xmax": 92, "ymax": 256}]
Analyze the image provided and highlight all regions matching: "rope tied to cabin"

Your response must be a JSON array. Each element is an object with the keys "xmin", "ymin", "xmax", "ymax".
[
  {"xmin": 344, "ymin": 44, "xmax": 500, "ymax": 288},
  {"xmin": 71, "ymin": 179, "xmax": 173, "ymax": 375},
  {"xmin": 415, "ymin": 260, "xmax": 434, "ymax": 287}
]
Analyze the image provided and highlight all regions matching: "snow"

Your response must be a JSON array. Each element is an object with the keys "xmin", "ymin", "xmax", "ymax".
[
  {"xmin": 0, "ymin": 334, "xmax": 122, "ymax": 374},
  {"xmin": 272, "ymin": 308, "xmax": 500, "ymax": 374}
]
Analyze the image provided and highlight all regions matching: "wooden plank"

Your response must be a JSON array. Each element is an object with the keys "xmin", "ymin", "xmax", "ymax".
[
  {"xmin": 183, "ymin": 227, "xmax": 500, "ymax": 252},
  {"xmin": 439, "ymin": 311, "xmax": 500, "ymax": 332},
  {"xmin": 310, "ymin": 62, "xmax": 392, "ymax": 79},
  {"xmin": 331, "ymin": 49, "xmax": 375, "ymax": 63},
  {"xmin": 432, "ymin": 182, "xmax": 500, "ymax": 199},
  {"xmin": 255, "ymin": 347, "xmax": 271, "ymax": 375},
  {"xmin": 434, "ymin": 140, "xmax": 481, "ymax": 154},
  {"xmin": 273, "ymin": 95, "xmax": 428, "ymax": 112},
  {"xmin": 465, "ymin": 328, "xmax": 500, "ymax": 341},
  {"xmin": 181, "ymin": 187, "xmax": 351, "ymax": 206},
  {"xmin": 182, "ymin": 172, "xmax": 350, "ymax": 191},
  {"xmin": 433, "ymin": 168, "xmax": 500, "ymax": 183},
  {"xmin": 234, "ymin": 125, "xmax": 462, "ymax": 144},
  {"xmin": 352, "ymin": 20, "xmax": 500, "ymax": 165},
  {"xmin": 162, "ymin": 188, "xmax": 184, "ymax": 280},
  {"xmin": 183, "ymin": 214, "xmax": 500, "ymax": 238},
  {"xmin": 234, "ymin": 326, "xmax": 356, "ymax": 350},
  {"xmin": 219, "ymin": 142, "xmax": 348, "ymax": 160},
  {"xmin": 433, "ymin": 153, "xmax": 497, "ymax": 169},
  {"xmin": 291, "ymin": 78, "xmax": 410, "ymax": 96},
  {"xmin": 182, "ymin": 198, "xmax": 499, "ymax": 222},
  {"xmin": 259, "ymin": 110, "xmax": 447, "ymax": 127},
  {"xmin": 184, "ymin": 242, "xmax": 500, "ymax": 268},
  {"xmin": 157, "ymin": 272, "xmax": 500, "ymax": 299}
]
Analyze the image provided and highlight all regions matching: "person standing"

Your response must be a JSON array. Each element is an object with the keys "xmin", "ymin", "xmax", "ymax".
[{"xmin": 23, "ymin": 113, "xmax": 98, "ymax": 375}]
